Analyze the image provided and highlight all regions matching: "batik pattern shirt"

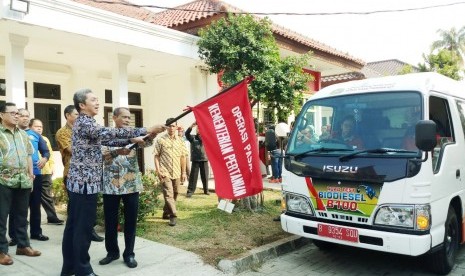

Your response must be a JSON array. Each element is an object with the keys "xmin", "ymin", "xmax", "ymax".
[
  {"xmin": 67, "ymin": 114, "xmax": 147, "ymax": 194},
  {"xmin": 55, "ymin": 124, "xmax": 72, "ymax": 177},
  {"xmin": 0, "ymin": 125, "xmax": 33, "ymax": 188},
  {"xmin": 102, "ymin": 140, "xmax": 152, "ymax": 195},
  {"xmin": 153, "ymin": 132, "xmax": 188, "ymax": 180}
]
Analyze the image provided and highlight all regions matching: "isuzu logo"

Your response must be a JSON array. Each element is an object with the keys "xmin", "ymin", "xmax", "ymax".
[{"xmin": 322, "ymin": 165, "xmax": 358, "ymax": 173}]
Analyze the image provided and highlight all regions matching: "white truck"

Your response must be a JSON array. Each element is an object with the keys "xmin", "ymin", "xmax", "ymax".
[{"xmin": 279, "ymin": 72, "xmax": 465, "ymax": 274}]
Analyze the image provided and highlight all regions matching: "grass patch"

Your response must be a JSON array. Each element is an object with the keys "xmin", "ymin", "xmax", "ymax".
[{"xmin": 138, "ymin": 184, "xmax": 291, "ymax": 266}]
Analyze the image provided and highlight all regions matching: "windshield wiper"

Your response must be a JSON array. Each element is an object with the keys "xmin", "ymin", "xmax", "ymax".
[
  {"xmin": 293, "ymin": 147, "xmax": 353, "ymax": 159},
  {"xmin": 339, "ymin": 148, "xmax": 418, "ymax": 162}
]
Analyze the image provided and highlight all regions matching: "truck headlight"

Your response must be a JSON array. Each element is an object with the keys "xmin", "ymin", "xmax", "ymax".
[
  {"xmin": 374, "ymin": 204, "xmax": 430, "ymax": 230},
  {"xmin": 285, "ymin": 193, "xmax": 313, "ymax": 215}
]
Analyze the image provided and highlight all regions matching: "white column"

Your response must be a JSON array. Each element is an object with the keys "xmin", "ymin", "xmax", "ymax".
[
  {"xmin": 6, "ymin": 33, "xmax": 28, "ymax": 107},
  {"xmin": 112, "ymin": 54, "xmax": 130, "ymax": 107}
]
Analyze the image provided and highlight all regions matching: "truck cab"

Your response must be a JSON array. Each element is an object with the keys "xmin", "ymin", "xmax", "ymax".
[{"xmin": 280, "ymin": 72, "xmax": 465, "ymax": 274}]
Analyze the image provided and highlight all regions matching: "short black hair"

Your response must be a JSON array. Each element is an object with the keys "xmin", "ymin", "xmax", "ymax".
[
  {"xmin": 165, "ymin": 118, "xmax": 176, "ymax": 126},
  {"xmin": 63, "ymin": 105, "xmax": 76, "ymax": 119},
  {"xmin": 29, "ymin": 118, "xmax": 42, "ymax": 128},
  {"xmin": 0, "ymin": 102, "xmax": 16, "ymax": 113}
]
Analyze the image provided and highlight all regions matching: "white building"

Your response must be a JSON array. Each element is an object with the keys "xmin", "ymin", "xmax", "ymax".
[
  {"xmin": 1, "ymin": 0, "xmax": 218, "ymax": 175},
  {"xmin": 1, "ymin": 0, "xmax": 365, "ymax": 177}
]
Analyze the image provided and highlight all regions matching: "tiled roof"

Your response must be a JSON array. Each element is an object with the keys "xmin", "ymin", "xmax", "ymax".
[
  {"xmin": 73, "ymin": 0, "xmax": 364, "ymax": 66},
  {"xmin": 151, "ymin": 0, "xmax": 364, "ymax": 65},
  {"xmin": 72, "ymin": 0, "xmax": 158, "ymax": 23},
  {"xmin": 362, "ymin": 59, "xmax": 420, "ymax": 78},
  {"xmin": 321, "ymin": 72, "xmax": 365, "ymax": 83},
  {"xmin": 151, "ymin": 0, "xmax": 228, "ymax": 27}
]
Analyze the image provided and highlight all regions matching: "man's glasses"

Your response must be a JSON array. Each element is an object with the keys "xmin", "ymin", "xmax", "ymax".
[{"xmin": 2, "ymin": 111, "xmax": 19, "ymax": 116}]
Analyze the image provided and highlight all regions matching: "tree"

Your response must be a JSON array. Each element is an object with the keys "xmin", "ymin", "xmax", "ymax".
[
  {"xmin": 197, "ymin": 14, "xmax": 312, "ymax": 211},
  {"xmin": 197, "ymin": 14, "xmax": 312, "ymax": 119},
  {"xmin": 418, "ymin": 49, "xmax": 463, "ymax": 80},
  {"xmin": 398, "ymin": 64, "xmax": 414, "ymax": 75},
  {"xmin": 431, "ymin": 27, "xmax": 465, "ymax": 65}
]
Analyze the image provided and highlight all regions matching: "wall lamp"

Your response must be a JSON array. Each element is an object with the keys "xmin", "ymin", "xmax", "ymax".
[{"xmin": 10, "ymin": 0, "xmax": 30, "ymax": 14}]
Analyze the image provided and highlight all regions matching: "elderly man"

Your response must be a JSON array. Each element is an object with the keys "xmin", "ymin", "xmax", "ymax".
[
  {"xmin": 61, "ymin": 89, "xmax": 165, "ymax": 276},
  {"xmin": 98, "ymin": 107, "xmax": 155, "ymax": 268},
  {"xmin": 0, "ymin": 103, "xmax": 41, "ymax": 266},
  {"xmin": 55, "ymin": 104, "xmax": 104, "ymax": 242}
]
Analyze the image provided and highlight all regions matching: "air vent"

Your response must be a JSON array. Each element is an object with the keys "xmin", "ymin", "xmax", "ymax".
[
  {"xmin": 318, "ymin": 212, "xmax": 328, "ymax": 217},
  {"xmin": 331, "ymin": 214, "xmax": 353, "ymax": 221}
]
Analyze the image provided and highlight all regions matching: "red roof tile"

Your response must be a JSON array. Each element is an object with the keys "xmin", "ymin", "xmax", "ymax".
[
  {"xmin": 150, "ymin": 0, "xmax": 364, "ymax": 65},
  {"xmin": 72, "ymin": 0, "xmax": 156, "ymax": 23}
]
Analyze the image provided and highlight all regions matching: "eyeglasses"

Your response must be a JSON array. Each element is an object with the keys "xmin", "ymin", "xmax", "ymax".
[{"xmin": 2, "ymin": 111, "xmax": 19, "ymax": 116}]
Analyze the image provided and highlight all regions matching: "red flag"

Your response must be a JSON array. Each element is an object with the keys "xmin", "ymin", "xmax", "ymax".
[{"xmin": 190, "ymin": 78, "xmax": 263, "ymax": 199}]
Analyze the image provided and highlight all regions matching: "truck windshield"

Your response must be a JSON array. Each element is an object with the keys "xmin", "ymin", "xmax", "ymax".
[{"xmin": 287, "ymin": 91, "xmax": 423, "ymax": 157}]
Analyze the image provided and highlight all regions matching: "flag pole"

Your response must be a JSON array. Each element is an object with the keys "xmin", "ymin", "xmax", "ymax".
[{"xmin": 165, "ymin": 76, "xmax": 252, "ymax": 126}]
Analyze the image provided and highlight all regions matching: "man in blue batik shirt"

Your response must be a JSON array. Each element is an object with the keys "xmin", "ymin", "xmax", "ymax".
[{"xmin": 60, "ymin": 89, "xmax": 165, "ymax": 276}]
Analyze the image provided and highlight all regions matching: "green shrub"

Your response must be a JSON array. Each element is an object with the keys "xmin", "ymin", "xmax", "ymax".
[{"xmin": 51, "ymin": 177, "xmax": 68, "ymax": 205}]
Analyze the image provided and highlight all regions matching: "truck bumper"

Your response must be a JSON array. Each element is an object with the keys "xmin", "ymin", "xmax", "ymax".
[{"xmin": 281, "ymin": 214, "xmax": 432, "ymax": 256}]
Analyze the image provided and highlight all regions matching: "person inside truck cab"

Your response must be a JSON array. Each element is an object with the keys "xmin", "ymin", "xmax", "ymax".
[
  {"xmin": 402, "ymin": 117, "xmax": 447, "ymax": 151},
  {"xmin": 296, "ymin": 125, "xmax": 318, "ymax": 146},
  {"xmin": 333, "ymin": 115, "xmax": 364, "ymax": 149}
]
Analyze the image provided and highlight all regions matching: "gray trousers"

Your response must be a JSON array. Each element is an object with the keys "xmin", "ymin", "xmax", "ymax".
[{"xmin": 40, "ymin": 174, "xmax": 59, "ymax": 220}]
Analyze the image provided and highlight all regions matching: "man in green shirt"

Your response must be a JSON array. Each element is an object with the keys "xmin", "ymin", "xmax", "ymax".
[{"xmin": 0, "ymin": 102, "xmax": 41, "ymax": 266}]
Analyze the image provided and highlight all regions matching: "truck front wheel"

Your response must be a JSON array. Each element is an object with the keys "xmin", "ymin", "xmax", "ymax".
[{"xmin": 428, "ymin": 207, "xmax": 459, "ymax": 275}]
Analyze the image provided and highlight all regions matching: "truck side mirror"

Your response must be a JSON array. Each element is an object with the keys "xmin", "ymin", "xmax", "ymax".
[{"xmin": 415, "ymin": 120, "xmax": 437, "ymax": 151}]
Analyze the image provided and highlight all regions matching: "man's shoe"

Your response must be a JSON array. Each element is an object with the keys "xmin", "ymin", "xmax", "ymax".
[
  {"xmin": 91, "ymin": 231, "xmax": 104, "ymax": 242},
  {"xmin": 8, "ymin": 239, "xmax": 17, "ymax": 246},
  {"xmin": 169, "ymin": 217, "xmax": 177, "ymax": 226},
  {"xmin": 31, "ymin": 234, "xmax": 49, "ymax": 241},
  {"xmin": 186, "ymin": 193, "xmax": 192, "ymax": 198},
  {"xmin": 48, "ymin": 217, "xmax": 64, "ymax": 225},
  {"xmin": 204, "ymin": 191, "xmax": 210, "ymax": 195},
  {"xmin": 0, "ymin": 252, "xmax": 13, "ymax": 265},
  {"xmin": 16, "ymin": 247, "xmax": 41, "ymax": 257},
  {"xmin": 85, "ymin": 273, "xmax": 98, "ymax": 276},
  {"xmin": 162, "ymin": 214, "xmax": 170, "ymax": 220},
  {"xmin": 124, "ymin": 256, "xmax": 138, "ymax": 268},
  {"xmin": 99, "ymin": 255, "xmax": 119, "ymax": 265},
  {"xmin": 273, "ymin": 216, "xmax": 281, "ymax": 222}
]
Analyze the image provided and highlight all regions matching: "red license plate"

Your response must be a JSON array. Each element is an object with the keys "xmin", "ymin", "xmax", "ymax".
[{"xmin": 317, "ymin": 224, "xmax": 359, "ymax": 243}]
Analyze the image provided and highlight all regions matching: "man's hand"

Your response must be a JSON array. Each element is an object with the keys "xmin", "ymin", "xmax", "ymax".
[
  {"xmin": 181, "ymin": 173, "xmax": 187, "ymax": 182},
  {"xmin": 157, "ymin": 171, "xmax": 166, "ymax": 180},
  {"xmin": 147, "ymin": 124, "xmax": 167, "ymax": 135},
  {"xmin": 118, "ymin": 148, "xmax": 131, "ymax": 156},
  {"xmin": 102, "ymin": 148, "xmax": 112, "ymax": 161},
  {"xmin": 37, "ymin": 157, "xmax": 47, "ymax": 169}
]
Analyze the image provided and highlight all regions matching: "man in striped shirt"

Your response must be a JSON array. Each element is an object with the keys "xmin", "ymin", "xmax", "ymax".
[{"xmin": 154, "ymin": 118, "xmax": 188, "ymax": 227}]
